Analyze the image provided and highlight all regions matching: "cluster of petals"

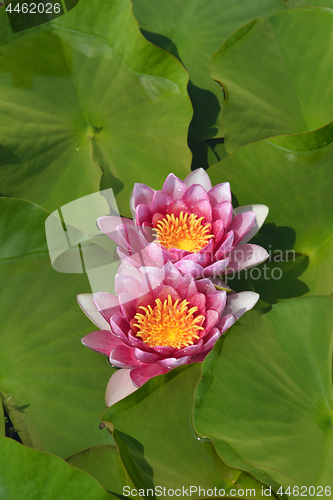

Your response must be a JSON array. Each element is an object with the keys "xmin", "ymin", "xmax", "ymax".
[
  {"xmin": 98, "ymin": 168, "xmax": 269, "ymax": 279},
  {"xmin": 78, "ymin": 261, "xmax": 259, "ymax": 406}
]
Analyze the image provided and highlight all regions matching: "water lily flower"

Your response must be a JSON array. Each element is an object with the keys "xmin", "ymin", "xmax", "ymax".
[
  {"xmin": 78, "ymin": 261, "xmax": 259, "ymax": 406},
  {"xmin": 98, "ymin": 168, "xmax": 269, "ymax": 279}
]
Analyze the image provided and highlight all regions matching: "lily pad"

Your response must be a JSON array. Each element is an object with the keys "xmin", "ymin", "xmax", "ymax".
[
  {"xmin": 194, "ymin": 296, "xmax": 333, "ymax": 492},
  {"xmin": 67, "ymin": 445, "xmax": 133, "ymax": 496},
  {"xmin": 208, "ymin": 122, "xmax": 333, "ymax": 298},
  {"xmin": 102, "ymin": 364, "xmax": 272, "ymax": 498},
  {"xmin": 0, "ymin": 197, "xmax": 115, "ymax": 458},
  {"xmin": 131, "ymin": 0, "xmax": 286, "ymax": 139},
  {"xmin": 211, "ymin": 8, "xmax": 333, "ymax": 152},
  {"xmin": 0, "ymin": 0, "xmax": 192, "ymax": 217},
  {"xmin": 0, "ymin": 436, "xmax": 116, "ymax": 499}
]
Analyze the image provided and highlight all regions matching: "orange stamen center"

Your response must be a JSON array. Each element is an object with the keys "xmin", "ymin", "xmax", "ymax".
[
  {"xmin": 155, "ymin": 211, "xmax": 213, "ymax": 252},
  {"xmin": 133, "ymin": 295, "xmax": 205, "ymax": 349}
]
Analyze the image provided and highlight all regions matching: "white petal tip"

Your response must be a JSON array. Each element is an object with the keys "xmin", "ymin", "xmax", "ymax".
[{"xmin": 105, "ymin": 369, "xmax": 138, "ymax": 407}]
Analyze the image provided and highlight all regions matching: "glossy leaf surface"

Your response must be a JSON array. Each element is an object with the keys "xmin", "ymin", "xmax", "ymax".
[
  {"xmin": 0, "ymin": 436, "xmax": 115, "ymax": 499},
  {"xmin": 0, "ymin": 198, "xmax": 114, "ymax": 458},
  {"xmin": 132, "ymin": 0, "xmax": 286, "ymax": 139},
  {"xmin": 67, "ymin": 444, "xmax": 133, "ymax": 496},
  {"xmin": 0, "ymin": 0, "xmax": 192, "ymax": 217},
  {"xmin": 194, "ymin": 296, "xmax": 333, "ymax": 492},
  {"xmin": 211, "ymin": 8, "xmax": 333, "ymax": 152}
]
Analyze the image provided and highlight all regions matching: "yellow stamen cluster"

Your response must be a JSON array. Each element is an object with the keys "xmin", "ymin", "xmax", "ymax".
[
  {"xmin": 133, "ymin": 295, "xmax": 205, "ymax": 349},
  {"xmin": 156, "ymin": 211, "xmax": 213, "ymax": 252}
]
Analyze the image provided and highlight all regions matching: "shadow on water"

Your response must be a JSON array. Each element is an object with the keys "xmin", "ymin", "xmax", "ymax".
[{"xmin": 140, "ymin": 29, "xmax": 221, "ymax": 139}]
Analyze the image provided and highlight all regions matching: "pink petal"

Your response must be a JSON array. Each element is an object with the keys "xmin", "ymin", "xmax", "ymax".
[
  {"xmin": 156, "ymin": 286, "xmax": 182, "ymax": 304},
  {"xmin": 217, "ymin": 313, "xmax": 235, "ymax": 333},
  {"xmin": 187, "ymin": 293, "xmax": 206, "ymax": 315},
  {"xmin": 81, "ymin": 330, "xmax": 122, "ymax": 356},
  {"xmin": 97, "ymin": 216, "xmax": 135, "ymax": 246},
  {"xmin": 212, "ymin": 201, "xmax": 233, "ymax": 227},
  {"xmin": 115, "ymin": 274, "xmax": 141, "ymax": 296},
  {"xmin": 183, "ymin": 253, "xmax": 210, "ymax": 266},
  {"xmin": 135, "ymin": 292, "xmax": 155, "ymax": 311},
  {"xmin": 203, "ymin": 309, "xmax": 220, "ymax": 333},
  {"xmin": 143, "ymin": 243, "xmax": 170, "ymax": 267},
  {"xmin": 105, "ymin": 369, "xmax": 138, "ymax": 407},
  {"xmin": 183, "ymin": 184, "xmax": 209, "ymax": 209},
  {"xmin": 123, "ymin": 226, "xmax": 147, "ymax": 254},
  {"xmin": 195, "ymin": 278, "xmax": 217, "ymax": 295},
  {"xmin": 174, "ymin": 339, "xmax": 204, "ymax": 357},
  {"xmin": 212, "ymin": 219, "xmax": 225, "ymax": 247},
  {"xmin": 117, "ymin": 261, "xmax": 142, "ymax": 282},
  {"xmin": 215, "ymin": 231, "xmax": 234, "ymax": 260},
  {"xmin": 118, "ymin": 249, "xmax": 153, "ymax": 269},
  {"xmin": 163, "ymin": 261, "xmax": 183, "ymax": 287},
  {"xmin": 130, "ymin": 363, "xmax": 170, "ymax": 387},
  {"xmin": 77, "ymin": 294, "xmax": 110, "ymax": 330},
  {"xmin": 227, "ymin": 244, "xmax": 269, "ymax": 272},
  {"xmin": 208, "ymin": 182, "xmax": 231, "ymax": 206},
  {"xmin": 184, "ymin": 168, "xmax": 212, "ymax": 191},
  {"xmin": 132, "ymin": 183, "xmax": 155, "ymax": 210},
  {"xmin": 152, "ymin": 212, "xmax": 166, "ymax": 227},
  {"xmin": 118, "ymin": 293, "xmax": 137, "ymax": 322},
  {"xmin": 151, "ymin": 191, "xmax": 171, "ymax": 214},
  {"xmin": 166, "ymin": 199, "xmax": 190, "ymax": 217},
  {"xmin": 128, "ymin": 331, "xmax": 154, "ymax": 350},
  {"xmin": 174, "ymin": 260, "xmax": 203, "ymax": 279},
  {"xmin": 133, "ymin": 348, "xmax": 159, "ymax": 364},
  {"xmin": 202, "ymin": 258, "xmax": 229, "ymax": 278},
  {"xmin": 110, "ymin": 315, "xmax": 131, "ymax": 343},
  {"xmin": 233, "ymin": 204, "xmax": 269, "ymax": 244},
  {"xmin": 140, "ymin": 270, "xmax": 165, "ymax": 295},
  {"xmin": 229, "ymin": 212, "xmax": 256, "ymax": 247},
  {"xmin": 199, "ymin": 238, "xmax": 215, "ymax": 261},
  {"xmin": 201, "ymin": 328, "xmax": 222, "ymax": 352},
  {"xmin": 191, "ymin": 200, "xmax": 212, "ymax": 224},
  {"xmin": 162, "ymin": 173, "xmax": 187, "ymax": 199},
  {"xmin": 115, "ymin": 225, "xmax": 145, "ymax": 255},
  {"xmin": 109, "ymin": 344, "xmax": 140, "ymax": 368},
  {"xmin": 167, "ymin": 247, "xmax": 191, "ymax": 260},
  {"xmin": 136, "ymin": 204, "xmax": 152, "ymax": 226},
  {"xmin": 223, "ymin": 291, "xmax": 259, "ymax": 321},
  {"xmin": 176, "ymin": 274, "xmax": 198, "ymax": 299},
  {"xmin": 158, "ymin": 356, "xmax": 191, "ymax": 370},
  {"xmin": 152, "ymin": 345, "xmax": 177, "ymax": 357},
  {"xmin": 205, "ymin": 291, "xmax": 227, "ymax": 315},
  {"xmin": 93, "ymin": 292, "xmax": 120, "ymax": 323}
]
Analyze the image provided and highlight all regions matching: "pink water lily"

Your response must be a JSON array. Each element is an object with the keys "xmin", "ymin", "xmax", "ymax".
[
  {"xmin": 98, "ymin": 168, "xmax": 269, "ymax": 279},
  {"xmin": 78, "ymin": 261, "xmax": 259, "ymax": 406}
]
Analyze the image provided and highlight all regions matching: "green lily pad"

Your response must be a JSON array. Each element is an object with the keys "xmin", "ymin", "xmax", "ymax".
[
  {"xmin": 0, "ymin": 0, "xmax": 192, "ymax": 217},
  {"xmin": 188, "ymin": 135, "xmax": 219, "ymax": 170},
  {"xmin": 67, "ymin": 445, "xmax": 133, "ymax": 497},
  {"xmin": 211, "ymin": 8, "xmax": 333, "ymax": 152},
  {"xmin": 0, "ymin": 197, "xmax": 115, "ymax": 458},
  {"xmin": 0, "ymin": 436, "xmax": 116, "ymax": 499},
  {"xmin": 194, "ymin": 296, "xmax": 333, "ymax": 493},
  {"xmin": 131, "ymin": 0, "xmax": 286, "ymax": 139},
  {"xmin": 102, "ymin": 364, "xmax": 272, "ymax": 498},
  {"xmin": 208, "ymin": 122, "xmax": 333, "ymax": 298}
]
